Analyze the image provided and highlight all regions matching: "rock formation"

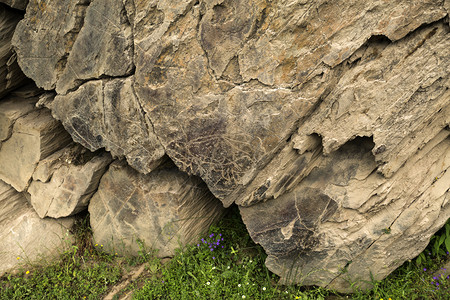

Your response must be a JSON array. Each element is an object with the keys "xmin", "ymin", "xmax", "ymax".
[
  {"xmin": 0, "ymin": 0, "xmax": 448, "ymax": 292},
  {"xmin": 88, "ymin": 159, "xmax": 226, "ymax": 257}
]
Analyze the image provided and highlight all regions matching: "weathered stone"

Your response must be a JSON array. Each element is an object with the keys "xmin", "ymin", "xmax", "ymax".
[
  {"xmin": 8, "ymin": 0, "xmax": 450, "ymax": 292},
  {"xmin": 0, "ymin": 0, "xmax": 28, "ymax": 10},
  {"xmin": 241, "ymin": 131, "xmax": 450, "ymax": 292},
  {"xmin": 293, "ymin": 22, "xmax": 450, "ymax": 178},
  {"xmin": 50, "ymin": 77, "xmax": 165, "ymax": 174},
  {"xmin": 0, "ymin": 108, "xmax": 72, "ymax": 191},
  {"xmin": 129, "ymin": 0, "xmax": 449, "ymax": 205},
  {"xmin": 12, "ymin": 0, "xmax": 90, "ymax": 90},
  {"xmin": 89, "ymin": 160, "xmax": 226, "ymax": 257},
  {"xmin": 55, "ymin": 0, "xmax": 134, "ymax": 94},
  {"xmin": 27, "ymin": 143, "xmax": 112, "ymax": 218},
  {"xmin": 0, "ymin": 180, "xmax": 74, "ymax": 276},
  {"xmin": 0, "ymin": 4, "xmax": 28, "ymax": 98},
  {"xmin": 235, "ymin": 17, "xmax": 450, "ymax": 291},
  {"xmin": 132, "ymin": 1, "xmax": 316, "ymax": 202}
]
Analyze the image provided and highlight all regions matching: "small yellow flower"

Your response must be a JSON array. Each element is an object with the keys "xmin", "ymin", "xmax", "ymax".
[
  {"xmin": 16, "ymin": 257, "xmax": 20, "ymax": 260},
  {"xmin": 95, "ymin": 244, "xmax": 98, "ymax": 247},
  {"xmin": 101, "ymin": 245, "xmax": 103, "ymax": 247},
  {"xmin": 25, "ymin": 271, "xmax": 30, "ymax": 275}
]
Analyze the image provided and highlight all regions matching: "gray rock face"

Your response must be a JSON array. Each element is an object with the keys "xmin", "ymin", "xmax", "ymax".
[
  {"xmin": 28, "ymin": 144, "xmax": 112, "ymax": 218},
  {"xmin": 0, "ymin": 4, "xmax": 28, "ymax": 98},
  {"xmin": 9, "ymin": 0, "xmax": 450, "ymax": 292},
  {"xmin": 12, "ymin": 0, "xmax": 91, "ymax": 90},
  {"xmin": 89, "ymin": 160, "xmax": 226, "ymax": 257},
  {"xmin": 0, "ymin": 180, "xmax": 74, "ymax": 276},
  {"xmin": 55, "ymin": 0, "xmax": 134, "ymax": 94},
  {"xmin": 50, "ymin": 77, "xmax": 165, "ymax": 174}
]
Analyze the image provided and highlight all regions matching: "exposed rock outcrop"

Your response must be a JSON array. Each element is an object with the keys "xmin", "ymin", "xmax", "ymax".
[
  {"xmin": 7, "ymin": 0, "xmax": 450, "ymax": 292},
  {"xmin": 89, "ymin": 160, "xmax": 226, "ymax": 257}
]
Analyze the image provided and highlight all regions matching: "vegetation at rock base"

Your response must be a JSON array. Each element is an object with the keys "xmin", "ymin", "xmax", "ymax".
[{"xmin": 1, "ymin": 207, "xmax": 450, "ymax": 299}]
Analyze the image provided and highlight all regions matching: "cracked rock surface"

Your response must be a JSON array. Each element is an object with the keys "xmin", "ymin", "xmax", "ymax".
[
  {"xmin": 88, "ymin": 159, "xmax": 226, "ymax": 258},
  {"xmin": 28, "ymin": 143, "xmax": 113, "ymax": 219},
  {"xmin": 0, "ymin": 180, "xmax": 74, "ymax": 276},
  {"xmin": 9, "ymin": 0, "xmax": 450, "ymax": 291}
]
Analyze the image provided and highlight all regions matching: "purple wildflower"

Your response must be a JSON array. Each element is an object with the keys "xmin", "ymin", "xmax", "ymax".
[{"xmin": 424, "ymin": 268, "xmax": 427, "ymax": 271}]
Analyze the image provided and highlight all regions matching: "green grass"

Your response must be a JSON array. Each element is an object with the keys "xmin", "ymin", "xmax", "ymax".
[
  {"xmin": 1, "ymin": 207, "xmax": 449, "ymax": 299},
  {"xmin": 0, "ymin": 215, "xmax": 123, "ymax": 299}
]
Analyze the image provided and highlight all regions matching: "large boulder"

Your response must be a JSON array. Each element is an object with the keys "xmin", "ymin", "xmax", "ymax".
[
  {"xmin": 0, "ymin": 180, "xmax": 74, "ymax": 276},
  {"xmin": 89, "ymin": 159, "xmax": 226, "ymax": 257},
  {"xmin": 241, "ymin": 132, "xmax": 450, "ymax": 291}
]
